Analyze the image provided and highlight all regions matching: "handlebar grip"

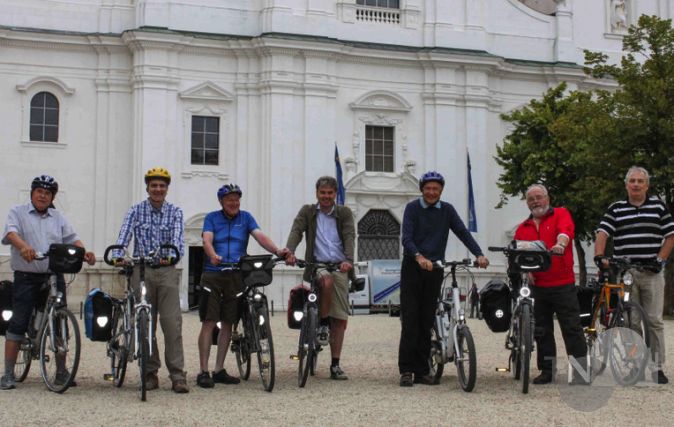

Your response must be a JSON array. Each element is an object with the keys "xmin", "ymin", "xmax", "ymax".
[
  {"xmin": 104, "ymin": 245, "xmax": 126, "ymax": 265},
  {"xmin": 488, "ymin": 246, "xmax": 506, "ymax": 252},
  {"xmin": 159, "ymin": 243, "xmax": 181, "ymax": 266},
  {"xmin": 295, "ymin": 259, "xmax": 307, "ymax": 268}
]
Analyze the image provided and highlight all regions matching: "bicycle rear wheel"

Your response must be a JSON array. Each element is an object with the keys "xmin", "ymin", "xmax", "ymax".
[
  {"xmin": 109, "ymin": 311, "xmax": 129, "ymax": 388},
  {"xmin": 455, "ymin": 325, "xmax": 476, "ymax": 392},
  {"xmin": 138, "ymin": 309, "xmax": 149, "ymax": 401},
  {"xmin": 234, "ymin": 316, "xmax": 252, "ymax": 381},
  {"xmin": 298, "ymin": 306, "xmax": 316, "ymax": 388},
  {"xmin": 428, "ymin": 325, "xmax": 444, "ymax": 383},
  {"xmin": 255, "ymin": 305, "xmax": 275, "ymax": 392},
  {"xmin": 519, "ymin": 304, "xmax": 532, "ymax": 394},
  {"xmin": 15, "ymin": 337, "xmax": 33, "ymax": 382},
  {"xmin": 39, "ymin": 308, "xmax": 80, "ymax": 393}
]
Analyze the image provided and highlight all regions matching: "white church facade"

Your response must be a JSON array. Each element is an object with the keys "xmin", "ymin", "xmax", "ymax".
[{"xmin": 0, "ymin": 0, "xmax": 667, "ymax": 309}]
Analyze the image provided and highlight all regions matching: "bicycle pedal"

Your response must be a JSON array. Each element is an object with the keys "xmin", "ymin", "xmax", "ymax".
[
  {"xmin": 289, "ymin": 354, "xmax": 299, "ymax": 360},
  {"xmin": 103, "ymin": 373, "xmax": 115, "ymax": 381},
  {"xmin": 496, "ymin": 367, "xmax": 510, "ymax": 373}
]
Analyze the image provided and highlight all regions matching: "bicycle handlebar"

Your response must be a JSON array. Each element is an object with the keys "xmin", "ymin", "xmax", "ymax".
[
  {"xmin": 294, "ymin": 259, "xmax": 343, "ymax": 272},
  {"xmin": 433, "ymin": 259, "xmax": 476, "ymax": 269},
  {"xmin": 103, "ymin": 243, "xmax": 181, "ymax": 267}
]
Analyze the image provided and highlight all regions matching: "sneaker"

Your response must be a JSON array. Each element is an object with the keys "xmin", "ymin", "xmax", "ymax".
[
  {"xmin": 533, "ymin": 371, "xmax": 553, "ymax": 385},
  {"xmin": 145, "ymin": 372, "xmax": 159, "ymax": 391},
  {"xmin": 330, "ymin": 365, "xmax": 348, "ymax": 380},
  {"xmin": 317, "ymin": 326, "xmax": 330, "ymax": 346},
  {"xmin": 414, "ymin": 374, "xmax": 438, "ymax": 385},
  {"xmin": 0, "ymin": 374, "xmax": 16, "ymax": 390},
  {"xmin": 399, "ymin": 372, "xmax": 413, "ymax": 387},
  {"xmin": 655, "ymin": 370, "xmax": 669, "ymax": 384},
  {"xmin": 172, "ymin": 379, "xmax": 189, "ymax": 394},
  {"xmin": 212, "ymin": 369, "xmax": 240, "ymax": 384},
  {"xmin": 196, "ymin": 371, "xmax": 214, "ymax": 388}
]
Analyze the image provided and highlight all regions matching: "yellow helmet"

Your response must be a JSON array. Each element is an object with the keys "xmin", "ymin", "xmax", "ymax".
[{"xmin": 144, "ymin": 167, "xmax": 171, "ymax": 184}]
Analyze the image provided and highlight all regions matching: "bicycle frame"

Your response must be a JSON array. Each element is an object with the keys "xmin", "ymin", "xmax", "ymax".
[{"xmin": 434, "ymin": 261, "xmax": 469, "ymax": 363}]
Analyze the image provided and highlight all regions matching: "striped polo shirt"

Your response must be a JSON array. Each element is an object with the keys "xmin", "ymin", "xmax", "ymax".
[{"xmin": 597, "ymin": 196, "xmax": 674, "ymax": 260}]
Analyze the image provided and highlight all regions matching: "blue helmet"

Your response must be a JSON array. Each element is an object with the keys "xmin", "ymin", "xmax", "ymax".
[
  {"xmin": 31, "ymin": 174, "xmax": 58, "ymax": 195},
  {"xmin": 419, "ymin": 170, "xmax": 445, "ymax": 191},
  {"xmin": 217, "ymin": 184, "xmax": 242, "ymax": 200}
]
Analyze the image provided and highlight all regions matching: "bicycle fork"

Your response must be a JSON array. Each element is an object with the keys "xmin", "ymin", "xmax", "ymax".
[{"xmin": 134, "ymin": 304, "xmax": 153, "ymax": 359}]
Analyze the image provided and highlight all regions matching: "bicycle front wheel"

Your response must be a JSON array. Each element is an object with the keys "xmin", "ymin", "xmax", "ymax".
[
  {"xmin": 109, "ymin": 312, "xmax": 129, "ymax": 388},
  {"xmin": 298, "ymin": 306, "xmax": 316, "ymax": 388},
  {"xmin": 15, "ymin": 337, "xmax": 33, "ymax": 382},
  {"xmin": 255, "ymin": 305, "xmax": 275, "ymax": 392},
  {"xmin": 428, "ymin": 325, "xmax": 444, "ymax": 383},
  {"xmin": 608, "ymin": 301, "xmax": 650, "ymax": 386},
  {"xmin": 455, "ymin": 325, "xmax": 476, "ymax": 392},
  {"xmin": 234, "ymin": 317, "xmax": 252, "ymax": 381},
  {"xmin": 137, "ymin": 309, "xmax": 149, "ymax": 401},
  {"xmin": 39, "ymin": 308, "xmax": 81, "ymax": 393},
  {"xmin": 519, "ymin": 304, "xmax": 532, "ymax": 394}
]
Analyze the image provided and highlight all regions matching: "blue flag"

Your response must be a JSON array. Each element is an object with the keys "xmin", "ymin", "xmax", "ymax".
[
  {"xmin": 467, "ymin": 152, "xmax": 477, "ymax": 232},
  {"xmin": 335, "ymin": 144, "xmax": 346, "ymax": 205}
]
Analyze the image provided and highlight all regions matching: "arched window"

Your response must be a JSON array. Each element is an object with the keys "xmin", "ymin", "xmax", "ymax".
[
  {"xmin": 30, "ymin": 92, "xmax": 59, "ymax": 142},
  {"xmin": 358, "ymin": 209, "xmax": 400, "ymax": 260}
]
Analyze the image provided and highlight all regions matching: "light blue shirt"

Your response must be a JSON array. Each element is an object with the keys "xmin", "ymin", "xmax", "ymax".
[
  {"xmin": 2, "ymin": 203, "xmax": 79, "ymax": 273},
  {"xmin": 419, "ymin": 197, "xmax": 441, "ymax": 209},
  {"xmin": 314, "ymin": 205, "xmax": 346, "ymax": 263}
]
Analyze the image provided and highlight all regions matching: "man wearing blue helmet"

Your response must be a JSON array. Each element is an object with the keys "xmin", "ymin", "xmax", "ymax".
[
  {"xmin": 196, "ymin": 183, "xmax": 288, "ymax": 388},
  {"xmin": 1, "ymin": 175, "xmax": 96, "ymax": 390},
  {"xmin": 398, "ymin": 170, "xmax": 489, "ymax": 387}
]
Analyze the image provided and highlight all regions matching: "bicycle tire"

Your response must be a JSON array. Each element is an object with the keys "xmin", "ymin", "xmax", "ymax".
[
  {"xmin": 15, "ymin": 337, "xmax": 33, "ymax": 382},
  {"xmin": 138, "ymin": 309, "xmax": 149, "ymax": 402},
  {"xmin": 520, "ymin": 304, "xmax": 532, "ymax": 394},
  {"xmin": 455, "ymin": 326, "xmax": 477, "ymax": 392},
  {"xmin": 255, "ymin": 305, "xmax": 275, "ymax": 392},
  {"xmin": 586, "ymin": 304, "xmax": 609, "ymax": 378},
  {"xmin": 109, "ymin": 311, "xmax": 129, "ymax": 388},
  {"xmin": 309, "ymin": 348, "xmax": 318, "ymax": 377},
  {"xmin": 298, "ymin": 306, "xmax": 316, "ymax": 388},
  {"xmin": 428, "ymin": 325, "xmax": 444, "ymax": 383},
  {"xmin": 39, "ymin": 308, "xmax": 80, "ymax": 393},
  {"xmin": 234, "ymin": 315, "xmax": 252, "ymax": 381},
  {"xmin": 608, "ymin": 301, "xmax": 650, "ymax": 386}
]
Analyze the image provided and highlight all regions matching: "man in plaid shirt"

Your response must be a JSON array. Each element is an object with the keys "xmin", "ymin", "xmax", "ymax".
[{"xmin": 115, "ymin": 167, "xmax": 189, "ymax": 393}]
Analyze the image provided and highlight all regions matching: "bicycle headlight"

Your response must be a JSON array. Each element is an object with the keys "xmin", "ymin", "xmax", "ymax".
[
  {"xmin": 308, "ymin": 293, "xmax": 317, "ymax": 303},
  {"xmin": 1, "ymin": 310, "xmax": 12, "ymax": 321},
  {"xmin": 253, "ymin": 293, "xmax": 263, "ymax": 302},
  {"xmin": 293, "ymin": 311, "xmax": 304, "ymax": 322},
  {"xmin": 622, "ymin": 272, "xmax": 634, "ymax": 286},
  {"xmin": 96, "ymin": 316, "xmax": 109, "ymax": 328},
  {"xmin": 519, "ymin": 287, "xmax": 531, "ymax": 298}
]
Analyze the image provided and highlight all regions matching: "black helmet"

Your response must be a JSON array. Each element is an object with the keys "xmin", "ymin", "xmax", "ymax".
[
  {"xmin": 419, "ymin": 170, "xmax": 445, "ymax": 191},
  {"xmin": 31, "ymin": 175, "xmax": 58, "ymax": 196}
]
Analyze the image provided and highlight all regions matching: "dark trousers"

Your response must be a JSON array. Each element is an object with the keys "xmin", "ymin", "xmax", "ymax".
[
  {"xmin": 531, "ymin": 283, "xmax": 587, "ymax": 373},
  {"xmin": 469, "ymin": 300, "xmax": 479, "ymax": 318},
  {"xmin": 398, "ymin": 256, "xmax": 443, "ymax": 375}
]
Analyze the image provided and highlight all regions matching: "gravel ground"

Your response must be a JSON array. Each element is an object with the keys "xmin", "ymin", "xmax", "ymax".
[{"xmin": 0, "ymin": 311, "xmax": 672, "ymax": 426}]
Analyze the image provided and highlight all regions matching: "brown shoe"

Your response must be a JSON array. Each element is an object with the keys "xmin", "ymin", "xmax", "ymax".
[
  {"xmin": 145, "ymin": 372, "xmax": 159, "ymax": 391},
  {"xmin": 399, "ymin": 372, "xmax": 413, "ymax": 387},
  {"xmin": 172, "ymin": 379, "xmax": 189, "ymax": 394},
  {"xmin": 414, "ymin": 374, "xmax": 438, "ymax": 385}
]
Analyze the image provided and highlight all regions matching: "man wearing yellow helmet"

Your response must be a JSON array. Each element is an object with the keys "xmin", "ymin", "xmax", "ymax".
[{"xmin": 114, "ymin": 167, "xmax": 189, "ymax": 393}]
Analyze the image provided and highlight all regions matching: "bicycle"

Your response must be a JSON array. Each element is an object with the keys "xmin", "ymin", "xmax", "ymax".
[
  {"xmin": 13, "ymin": 243, "xmax": 83, "ymax": 393},
  {"xmin": 584, "ymin": 256, "xmax": 651, "ymax": 386},
  {"xmin": 228, "ymin": 255, "xmax": 284, "ymax": 392},
  {"xmin": 488, "ymin": 240, "xmax": 552, "ymax": 394},
  {"xmin": 103, "ymin": 243, "xmax": 180, "ymax": 401},
  {"xmin": 427, "ymin": 259, "xmax": 477, "ymax": 392}
]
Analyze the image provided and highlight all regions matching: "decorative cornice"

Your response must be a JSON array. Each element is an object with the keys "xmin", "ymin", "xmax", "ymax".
[
  {"xmin": 179, "ymin": 81, "xmax": 235, "ymax": 102},
  {"xmin": 16, "ymin": 76, "xmax": 75, "ymax": 95}
]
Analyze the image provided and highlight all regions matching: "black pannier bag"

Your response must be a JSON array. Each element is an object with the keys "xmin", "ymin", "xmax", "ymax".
[
  {"xmin": 84, "ymin": 288, "xmax": 113, "ymax": 341},
  {"xmin": 0, "ymin": 280, "xmax": 12, "ymax": 336},
  {"xmin": 287, "ymin": 284, "xmax": 310, "ymax": 329},
  {"xmin": 480, "ymin": 279, "xmax": 512, "ymax": 333},
  {"xmin": 577, "ymin": 285, "xmax": 596, "ymax": 328},
  {"xmin": 240, "ymin": 255, "xmax": 274, "ymax": 287},
  {"xmin": 48, "ymin": 243, "xmax": 85, "ymax": 274}
]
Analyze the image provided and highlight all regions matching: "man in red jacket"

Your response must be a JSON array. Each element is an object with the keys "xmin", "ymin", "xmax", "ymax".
[{"xmin": 514, "ymin": 184, "xmax": 587, "ymax": 385}]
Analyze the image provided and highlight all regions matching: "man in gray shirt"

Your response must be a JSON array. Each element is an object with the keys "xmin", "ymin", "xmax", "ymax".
[{"xmin": 1, "ymin": 175, "xmax": 95, "ymax": 390}]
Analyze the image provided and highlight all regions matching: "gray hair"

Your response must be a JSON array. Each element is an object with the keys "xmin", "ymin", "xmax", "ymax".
[
  {"xmin": 624, "ymin": 166, "xmax": 650, "ymax": 184},
  {"xmin": 315, "ymin": 176, "xmax": 338, "ymax": 191},
  {"xmin": 525, "ymin": 184, "xmax": 548, "ymax": 197}
]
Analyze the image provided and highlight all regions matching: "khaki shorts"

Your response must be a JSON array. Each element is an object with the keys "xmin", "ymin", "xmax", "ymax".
[
  {"xmin": 199, "ymin": 271, "xmax": 243, "ymax": 323},
  {"xmin": 316, "ymin": 269, "xmax": 350, "ymax": 321}
]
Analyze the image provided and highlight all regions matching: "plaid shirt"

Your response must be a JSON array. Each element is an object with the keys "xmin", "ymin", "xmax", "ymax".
[{"xmin": 115, "ymin": 199, "xmax": 184, "ymax": 258}]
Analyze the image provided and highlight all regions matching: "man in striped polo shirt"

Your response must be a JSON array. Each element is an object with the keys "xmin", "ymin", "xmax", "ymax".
[{"xmin": 595, "ymin": 166, "xmax": 674, "ymax": 384}]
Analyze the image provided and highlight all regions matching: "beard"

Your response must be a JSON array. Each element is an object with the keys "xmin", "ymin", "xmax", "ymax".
[{"xmin": 530, "ymin": 205, "xmax": 549, "ymax": 218}]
